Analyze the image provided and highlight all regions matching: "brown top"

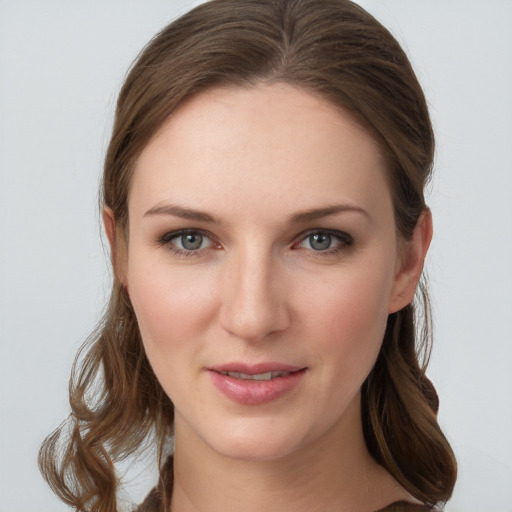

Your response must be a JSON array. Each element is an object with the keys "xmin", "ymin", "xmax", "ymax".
[
  {"xmin": 376, "ymin": 503, "xmax": 437, "ymax": 512},
  {"xmin": 137, "ymin": 496, "xmax": 435, "ymax": 512},
  {"xmin": 135, "ymin": 457, "xmax": 441, "ymax": 512}
]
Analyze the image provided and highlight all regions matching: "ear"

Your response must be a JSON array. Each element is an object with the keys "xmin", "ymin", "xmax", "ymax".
[
  {"xmin": 102, "ymin": 207, "xmax": 127, "ymax": 284},
  {"xmin": 388, "ymin": 210, "xmax": 433, "ymax": 314}
]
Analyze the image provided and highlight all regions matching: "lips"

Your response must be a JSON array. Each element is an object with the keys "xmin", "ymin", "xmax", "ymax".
[
  {"xmin": 218, "ymin": 370, "xmax": 291, "ymax": 380},
  {"xmin": 208, "ymin": 363, "xmax": 306, "ymax": 405}
]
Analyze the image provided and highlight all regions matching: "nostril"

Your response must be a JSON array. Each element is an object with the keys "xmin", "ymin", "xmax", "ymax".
[{"xmin": 219, "ymin": 293, "xmax": 290, "ymax": 341}]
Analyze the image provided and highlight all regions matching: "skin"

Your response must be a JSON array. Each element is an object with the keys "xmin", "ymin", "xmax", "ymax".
[{"xmin": 105, "ymin": 83, "xmax": 432, "ymax": 512}]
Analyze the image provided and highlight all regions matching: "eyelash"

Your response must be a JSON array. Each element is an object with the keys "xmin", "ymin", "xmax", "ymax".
[
  {"xmin": 157, "ymin": 228, "xmax": 354, "ymax": 258},
  {"xmin": 294, "ymin": 229, "xmax": 354, "ymax": 255},
  {"xmin": 158, "ymin": 229, "xmax": 218, "ymax": 258}
]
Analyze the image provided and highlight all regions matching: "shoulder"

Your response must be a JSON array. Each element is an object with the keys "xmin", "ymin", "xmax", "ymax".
[
  {"xmin": 134, "ymin": 487, "xmax": 161, "ymax": 512},
  {"xmin": 134, "ymin": 455, "xmax": 173, "ymax": 512}
]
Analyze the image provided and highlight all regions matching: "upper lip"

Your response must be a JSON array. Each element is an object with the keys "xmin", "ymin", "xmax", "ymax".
[{"xmin": 208, "ymin": 362, "xmax": 305, "ymax": 374}]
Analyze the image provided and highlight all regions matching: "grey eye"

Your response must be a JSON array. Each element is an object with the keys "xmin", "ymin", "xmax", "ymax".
[
  {"xmin": 161, "ymin": 229, "xmax": 216, "ymax": 254},
  {"xmin": 180, "ymin": 233, "xmax": 204, "ymax": 250},
  {"xmin": 308, "ymin": 232, "xmax": 332, "ymax": 251}
]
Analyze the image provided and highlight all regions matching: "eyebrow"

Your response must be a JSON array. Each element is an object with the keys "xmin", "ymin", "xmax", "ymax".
[
  {"xmin": 289, "ymin": 204, "xmax": 369, "ymax": 223},
  {"xmin": 143, "ymin": 202, "xmax": 368, "ymax": 224},
  {"xmin": 144, "ymin": 204, "xmax": 218, "ymax": 223}
]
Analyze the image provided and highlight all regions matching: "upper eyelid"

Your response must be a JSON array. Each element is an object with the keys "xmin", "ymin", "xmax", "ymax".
[
  {"xmin": 293, "ymin": 228, "xmax": 353, "ymax": 243},
  {"xmin": 160, "ymin": 228, "xmax": 217, "ymax": 242}
]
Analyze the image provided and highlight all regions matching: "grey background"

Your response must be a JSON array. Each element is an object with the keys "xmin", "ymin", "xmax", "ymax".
[{"xmin": 1, "ymin": 1, "xmax": 511, "ymax": 511}]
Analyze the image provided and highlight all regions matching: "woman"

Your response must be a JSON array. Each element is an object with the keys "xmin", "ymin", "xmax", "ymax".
[{"xmin": 39, "ymin": 0, "xmax": 456, "ymax": 510}]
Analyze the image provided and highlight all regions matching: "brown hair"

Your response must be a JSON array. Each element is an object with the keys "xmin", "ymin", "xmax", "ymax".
[{"xmin": 39, "ymin": 1, "xmax": 456, "ymax": 510}]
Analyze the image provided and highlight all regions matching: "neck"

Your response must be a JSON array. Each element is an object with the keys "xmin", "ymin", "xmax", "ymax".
[{"xmin": 170, "ymin": 394, "xmax": 409, "ymax": 512}]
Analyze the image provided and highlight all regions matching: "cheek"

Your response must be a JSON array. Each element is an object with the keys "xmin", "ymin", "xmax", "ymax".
[
  {"xmin": 126, "ymin": 258, "xmax": 221, "ymax": 408},
  {"xmin": 126, "ymin": 256, "xmax": 217, "ymax": 358},
  {"xmin": 298, "ymin": 265, "xmax": 392, "ymax": 371}
]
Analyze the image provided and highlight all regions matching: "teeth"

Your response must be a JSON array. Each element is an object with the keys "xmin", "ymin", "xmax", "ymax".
[{"xmin": 220, "ymin": 371, "xmax": 290, "ymax": 380}]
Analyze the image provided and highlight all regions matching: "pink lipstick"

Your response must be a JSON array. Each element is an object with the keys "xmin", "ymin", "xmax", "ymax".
[{"xmin": 208, "ymin": 363, "xmax": 306, "ymax": 405}]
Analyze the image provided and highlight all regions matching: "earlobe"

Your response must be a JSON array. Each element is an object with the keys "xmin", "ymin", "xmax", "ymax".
[
  {"xmin": 102, "ymin": 207, "xmax": 126, "ymax": 283},
  {"xmin": 388, "ymin": 210, "xmax": 433, "ymax": 313}
]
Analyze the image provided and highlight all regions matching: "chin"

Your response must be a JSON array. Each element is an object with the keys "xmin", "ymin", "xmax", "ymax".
[
  {"xmin": 213, "ymin": 436, "xmax": 301, "ymax": 463},
  {"xmin": 197, "ymin": 415, "xmax": 314, "ymax": 463}
]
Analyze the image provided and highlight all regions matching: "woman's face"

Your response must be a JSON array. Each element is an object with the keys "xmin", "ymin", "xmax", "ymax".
[{"xmin": 120, "ymin": 83, "xmax": 418, "ymax": 462}]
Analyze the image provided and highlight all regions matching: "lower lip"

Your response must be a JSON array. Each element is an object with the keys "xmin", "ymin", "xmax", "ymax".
[{"xmin": 209, "ymin": 369, "xmax": 306, "ymax": 405}]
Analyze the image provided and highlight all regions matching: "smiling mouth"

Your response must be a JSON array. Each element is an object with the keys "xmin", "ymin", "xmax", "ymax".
[
  {"xmin": 218, "ymin": 370, "xmax": 292, "ymax": 380},
  {"xmin": 209, "ymin": 367, "xmax": 307, "ymax": 405}
]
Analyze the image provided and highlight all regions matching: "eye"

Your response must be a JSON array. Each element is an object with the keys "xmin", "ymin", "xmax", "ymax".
[
  {"xmin": 296, "ymin": 230, "xmax": 353, "ymax": 252},
  {"xmin": 175, "ymin": 232, "xmax": 208, "ymax": 251},
  {"xmin": 159, "ymin": 229, "xmax": 217, "ymax": 255}
]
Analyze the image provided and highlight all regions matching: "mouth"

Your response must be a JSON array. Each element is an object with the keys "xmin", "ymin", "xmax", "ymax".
[
  {"xmin": 208, "ymin": 363, "xmax": 307, "ymax": 405},
  {"xmin": 217, "ymin": 370, "xmax": 294, "ymax": 380}
]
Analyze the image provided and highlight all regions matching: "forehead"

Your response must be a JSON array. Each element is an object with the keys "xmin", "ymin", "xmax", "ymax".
[{"xmin": 130, "ymin": 83, "xmax": 391, "ymax": 221}]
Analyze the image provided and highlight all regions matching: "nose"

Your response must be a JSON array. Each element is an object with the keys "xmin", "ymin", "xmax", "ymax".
[{"xmin": 219, "ymin": 248, "xmax": 290, "ymax": 342}]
